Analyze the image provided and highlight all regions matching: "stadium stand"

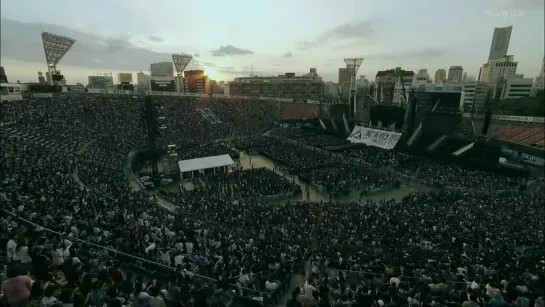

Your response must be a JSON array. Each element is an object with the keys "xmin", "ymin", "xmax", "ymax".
[{"xmin": 1, "ymin": 94, "xmax": 544, "ymax": 307}]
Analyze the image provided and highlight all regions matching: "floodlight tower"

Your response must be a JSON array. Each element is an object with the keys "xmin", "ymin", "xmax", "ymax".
[
  {"xmin": 41, "ymin": 32, "xmax": 76, "ymax": 86},
  {"xmin": 172, "ymin": 53, "xmax": 193, "ymax": 93},
  {"xmin": 344, "ymin": 57, "xmax": 364, "ymax": 118}
]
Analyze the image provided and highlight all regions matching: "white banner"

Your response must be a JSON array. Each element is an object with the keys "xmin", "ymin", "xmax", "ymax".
[
  {"xmin": 347, "ymin": 126, "xmax": 402, "ymax": 150},
  {"xmin": 463, "ymin": 113, "xmax": 545, "ymax": 124}
]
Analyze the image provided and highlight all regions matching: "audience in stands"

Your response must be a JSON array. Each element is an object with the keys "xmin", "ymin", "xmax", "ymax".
[{"xmin": 1, "ymin": 96, "xmax": 543, "ymax": 307}]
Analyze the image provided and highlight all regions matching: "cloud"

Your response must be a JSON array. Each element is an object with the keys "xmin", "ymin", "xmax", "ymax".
[
  {"xmin": 283, "ymin": 52, "xmax": 293, "ymax": 58},
  {"xmin": 367, "ymin": 48, "xmax": 448, "ymax": 60},
  {"xmin": 194, "ymin": 53, "xmax": 200, "ymax": 57},
  {"xmin": 296, "ymin": 20, "xmax": 375, "ymax": 50},
  {"xmin": 210, "ymin": 45, "xmax": 254, "ymax": 56},
  {"xmin": 0, "ymin": 18, "xmax": 197, "ymax": 71},
  {"xmin": 147, "ymin": 35, "xmax": 164, "ymax": 43}
]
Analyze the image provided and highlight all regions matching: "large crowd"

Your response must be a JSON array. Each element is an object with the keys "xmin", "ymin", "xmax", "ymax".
[
  {"xmin": 1, "ymin": 94, "xmax": 543, "ymax": 307},
  {"xmin": 299, "ymin": 166, "xmax": 397, "ymax": 195}
]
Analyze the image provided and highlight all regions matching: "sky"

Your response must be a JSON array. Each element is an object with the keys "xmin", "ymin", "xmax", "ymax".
[{"xmin": 0, "ymin": 0, "xmax": 543, "ymax": 84}]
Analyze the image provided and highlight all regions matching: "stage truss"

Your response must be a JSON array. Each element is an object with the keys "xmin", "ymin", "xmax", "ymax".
[
  {"xmin": 172, "ymin": 53, "xmax": 193, "ymax": 93},
  {"xmin": 41, "ymin": 32, "xmax": 76, "ymax": 85}
]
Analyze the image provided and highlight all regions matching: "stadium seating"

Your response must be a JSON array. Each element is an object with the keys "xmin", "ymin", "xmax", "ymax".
[
  {"xmin": 281, "ymin": 102, "xmax": 321, "ymax": 119},
  {"xmin": 472, "ymin": 118, "xmax": 545, "ymax": 149}
]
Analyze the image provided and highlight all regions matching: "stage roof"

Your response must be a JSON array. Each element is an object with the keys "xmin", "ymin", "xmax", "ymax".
[{"xmin": 178, "ymin": 154, "xmax": 234, "ymax": 173}]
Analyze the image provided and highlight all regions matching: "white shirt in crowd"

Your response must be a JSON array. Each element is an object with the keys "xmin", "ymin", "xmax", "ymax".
[
  {"xmin": 185, "ymin": 242, "xmax": 193, "ymax": 254},
  {"xmin": 145, "ymin": 243, "xmax": 156, "ymax": 254},
  {"xmin": 52, "ymin": 248, "xmax": 64, "ymax": 266},
  {"xmin": 265, "ymin": 280, "xmax": 279, "ymax": 291},
  {"xmin": 63, "ymin": 246, "xmax": 71, "ymax": 259},
  {"xmin": 6, "ymin": 239, "xmax": 17, "ymax": 260},
  {"xmin": 239, "ymin": 273, "xmax": 250, "ymax": 285},
  {"xmin": 16, "ymin": 246, "xmax": 32, "ymax": 263},
  {"xmin": 303, "ymin": 282, "xmax": 316, "ymax": 298},
  {"xmin": 389, "ymin": 277, "xmax": 401, "ymax": 287},
  {"xmin": 174, "ymin": 254, "xmax": 184, "ymax": 266},
  {"xmin": 160, "ymin": 250, "xmax": 171, "ymax": 266}
]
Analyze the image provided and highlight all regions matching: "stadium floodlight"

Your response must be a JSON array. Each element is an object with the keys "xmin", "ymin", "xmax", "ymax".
[
  {"xmin": 343, "ymin": 58, "xmax": 364, "ymax": 81},
  {"xmin": 172, "ymin": 53, "xmax": 193, "ymax": 93},
  {"xmin": 41, "ymin": 32, "xmax": 76, "ymax": 86},
  {"xmin": 344, "ymin": 58, "xmax": 364, "ymax": 117}
]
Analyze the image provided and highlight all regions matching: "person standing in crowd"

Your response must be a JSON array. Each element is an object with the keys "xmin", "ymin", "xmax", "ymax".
[
  {"xmin": 1, "ymin": 266, "xmax": 33, "ymax": 307},
  {"xmin": 51, "ymin": 243, "xmax": 64, "ymax": 268},
  {"xmin": 487, "ymin": 290, "xmax": 505, "ymax": 307},
  {"xmin": 286, "ymin": 288, "xmax": 303, "ymax": 307},
  {"xmin": 149, "ymin": 287, "xmax": 166, "ymax": 307},
  {"xmin": 85, "ymin": 281, "xmax": 104, "ymax": 307},
  {"xmin": 190, "ymin": 279, "xmax": 207, "ymax": 307},
  {"xmin": 40, "ymin": 284, "xmax": 60, "ymax": 307},
  {"xmin": 6, "ymin": 235, "xmax": 17, "ymax": 263}
]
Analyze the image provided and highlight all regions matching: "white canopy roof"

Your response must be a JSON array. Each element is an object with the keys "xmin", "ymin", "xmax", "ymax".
[{"xmin": 178, "ymin": 154, "xmax": 234, "ymax": 173}]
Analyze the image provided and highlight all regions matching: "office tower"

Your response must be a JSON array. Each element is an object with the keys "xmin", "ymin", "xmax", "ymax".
[
  {"xmin": 488, "ymin": 26, "xmax": 512, "ymax": 60},
  {"xmin": 150, "ymin": 62, "xmax": 174, "ymax": 77},
  {"xmin": 479, "ymin": 55, "xmax": 518, "ymax": 83},
  {"xmin": 447, "ymin": 66, "xmax": 464, "ymax": 83},
  {"xmin": 338, "ymin": 68, "xmax": 350, "ymax": 85},
  {"xmin": 434, "ymin": 69, "xmax": 447, "ymax": 84}
]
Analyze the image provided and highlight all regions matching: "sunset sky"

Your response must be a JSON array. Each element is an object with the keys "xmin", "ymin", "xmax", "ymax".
[{"xmin": 1, "ymin": 0, "xmax": 543, "ymax": 84}]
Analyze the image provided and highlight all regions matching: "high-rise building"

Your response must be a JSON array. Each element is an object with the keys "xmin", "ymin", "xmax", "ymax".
[
  {"xmin": 375, "ymin": 67, "xmax": 414, "ymax": 105},
  {"xmin": 228, "ymin": 72, "xmax": 323, "ymax": 101},
  {"xmin": 536, "ymin": 57, "xmax": 545, "ymax": 84},
  {"xmin": 462, "ymin": 72, "xmax": 468, "ymax": 83},
  {"xmin": 117, "ymin": 73, "xmax": 133, "ymax": 84},
  {"xmin": 324, "ymin": 81, "xmax": 339, "ymax": 98},
  {"xmin": 338, "ymin": 68, "xmax": 350, "ymax": 85},
  {"xmin": 0, "ymin": 66, "xmax": 7, "ymax": 83},
  {"xmin": 150, "ymin": 62, "xmax": 174, "ymax": 77},
  {"xmin": 478, "ymin": 55, "xmax": 518, "ymax": 84},
  {"xmin": 137, "ymin": 72, "xmax": 150, "ymax": 90},
  {"xmin": 183, "ymin": 70, "xmax": 211, "ymax": 94},
  {"xmin": 413, "ymin": 70, "xmax": 430, "ymax": 88},
  {"xmin": 532, "ymin": 57, "xmax": 545, "ymax": 97},
  {"xmin": 45, "ymin": 72, "xmax": 52, "ymax": 84},
  {"xmin": 150, "ymin": 62, "xmax": 175, "ymax": 92},
  {"xmin": 447, "ymin": 66, "xmax": 464, "ymax": 83},
  {"xmin": 303, "ymin": 68, "xmax": 322, "ymax": 81},
  {"xmin": 357, "ymin": 75, "xmax": 369, "ymax": 88},
  {"xmin": 88, "ymin": 75, "xmax": 114, "ymax": 89},
  {"xmin": 417, "ymin": 69, "xmax": 429, "ymax": 79},
  {"xmin": 490, "ymin": 74, "xmax": 533, "ymax": 100},
  {"xmin": 488, "ymin": 26, "xmax": 512, "ymax": 60},
  {"xmin": 462, "ymin": 82, "xmax": 488, "ymax": 113},
  {"xmin": 434, "ymin": 69, "xmax": 447, "ymax": 84}
]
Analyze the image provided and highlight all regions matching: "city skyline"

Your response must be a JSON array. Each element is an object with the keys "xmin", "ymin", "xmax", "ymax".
[{"xmin": 0, "ymin": 0, "xmax": 543, "ymax": 84}]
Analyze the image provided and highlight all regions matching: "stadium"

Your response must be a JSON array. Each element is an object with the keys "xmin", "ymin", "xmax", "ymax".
[{"xmin": 0, "ymin": 31, "xmax": 544, "ymax": 307}]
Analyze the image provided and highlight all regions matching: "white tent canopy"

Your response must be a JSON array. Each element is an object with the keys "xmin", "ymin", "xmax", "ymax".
[{"xmin": 178, "ymin": 154, "xmax": 234, "ymax": 173}]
